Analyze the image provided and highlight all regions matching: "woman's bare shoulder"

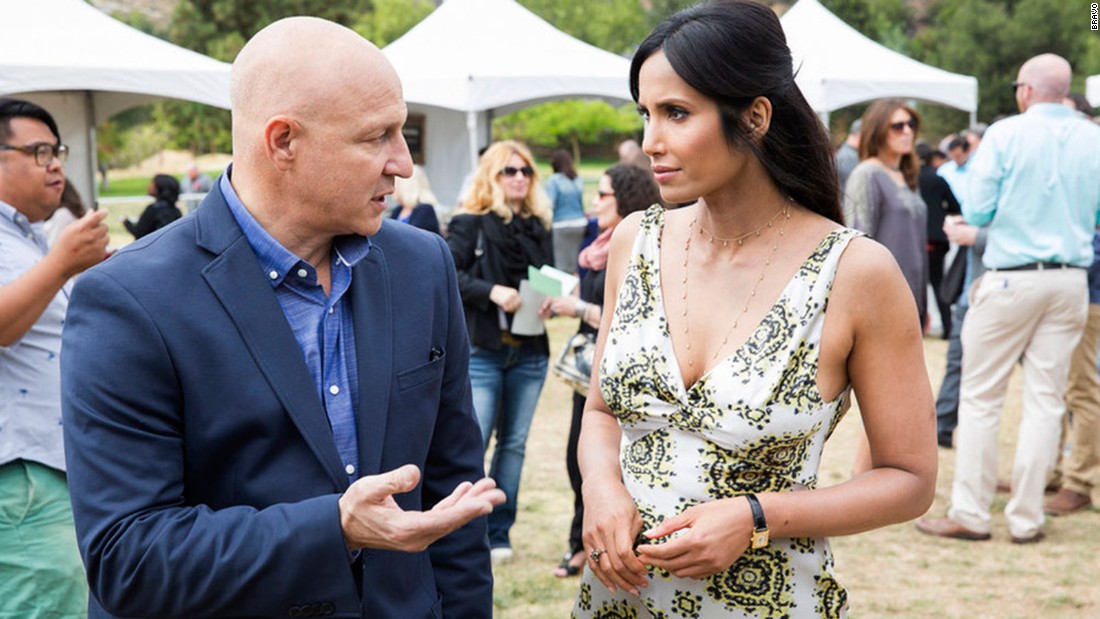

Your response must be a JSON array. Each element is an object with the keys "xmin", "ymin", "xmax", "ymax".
[{"xmin": 832, "ymin": 235, "xmax": 915, "ymax": 315}]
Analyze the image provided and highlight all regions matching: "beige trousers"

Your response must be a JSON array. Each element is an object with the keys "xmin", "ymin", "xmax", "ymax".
[
  {"xmin": 948, "ymin": 268, "xmax": 1088, "ymax": 538},
  {"xmin": 1060, "ymin": 303, "xmax": 1100, "ymax": 496}
]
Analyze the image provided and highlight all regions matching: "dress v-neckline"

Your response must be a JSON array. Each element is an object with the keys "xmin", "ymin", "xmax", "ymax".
[{"xmin": 652, "ymin": 210, "xmax": 841, "ymax": 395}]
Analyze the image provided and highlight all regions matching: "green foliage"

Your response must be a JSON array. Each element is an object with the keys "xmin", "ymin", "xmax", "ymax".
[
  {"xmin": 823, "ymin": 0, "xmax": 914, "ymax": 52},
  {"xmin": 519, "ymin": 0, "xmax": 649, "ymax": 56},
  {"xmin": 642, "ymin": 0, "xmax": 700, "ymax": 31},
  {"xmin": 169, "ymin": 0, "xmax": 374, "ymax": 62},
  {"xmin": 351, "ymin": 0, "xmax": 434, "ymax": 47},
  {"xmin": 493, "ymin": 100, "xmax": 642, "ymax": 163},
  {"xmin": 95, "ymin": 122, "xmax": 171, "ymax": 170}
]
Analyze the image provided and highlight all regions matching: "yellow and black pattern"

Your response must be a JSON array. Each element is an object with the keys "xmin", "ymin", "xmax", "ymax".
[
  {"xmin": 705, "ymin": 547, "xmax": 795, "ymax": 617},
  {"xmin": 623, "ymin": 429, "xmax": 677, "ymax": 490},
  {"xmin": 574, "ymin": 206, "xmax": 860, "ymax": 618},
  {"xmin": 609, "ymin": 250, "xmax": 659, "ymax": 336},
  {"xmin": 813, "ymin": 556, "xmax": 848, "ymax": 619},
  {"xmin": 602, "ymin": 345, "xmax": 680, "ymax": 427}
]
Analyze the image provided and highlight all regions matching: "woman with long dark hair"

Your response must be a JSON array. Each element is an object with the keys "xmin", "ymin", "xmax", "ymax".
[
  {"xmin": 547, "ymin": 149, "xmax": 588, "ymax": 273},
  {"xmin": 573, "ymin": 2, "xmax": 936, "ymax": 616}
]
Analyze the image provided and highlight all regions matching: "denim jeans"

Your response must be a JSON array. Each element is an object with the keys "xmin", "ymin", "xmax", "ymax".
[
  {"xmin": 935, "ymin": 303, "xmax": 969, "ymax": 443},
  {"xmin": 469, "ymin": 342, "xmax": 548, "ymax": 549}
]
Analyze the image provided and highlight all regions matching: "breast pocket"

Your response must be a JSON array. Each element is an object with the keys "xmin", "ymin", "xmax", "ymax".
[{"xmin": 397, "ymin": 354, "xmax": 446, "ymax": 392}]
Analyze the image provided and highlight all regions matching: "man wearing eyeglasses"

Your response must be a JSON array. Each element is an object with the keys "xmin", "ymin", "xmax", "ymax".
[
  {"xmin": 0, "ymin": 98, "xmax": 109, "ymax": 618},
  {"xmin": 917, "ymin": 54, "xmax": 1100, "ymax": 545},
  {"xmin": 60, "ymin": 17, "xmax": 502, "ymax": 619}
]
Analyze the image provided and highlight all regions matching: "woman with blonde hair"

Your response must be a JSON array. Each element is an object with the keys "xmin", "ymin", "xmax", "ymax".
[
  {"xmin": 389, "ymin": 164, "xmax": 441, "ymax": 234},
  {"xmin": 447, "ymin": 140, "xmax": 554, "ymax": 563}
]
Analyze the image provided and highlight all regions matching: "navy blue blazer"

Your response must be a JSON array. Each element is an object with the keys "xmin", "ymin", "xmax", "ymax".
[{"xmin": 61, "ymin": 182, "xmax": 491, "ymax": 619}]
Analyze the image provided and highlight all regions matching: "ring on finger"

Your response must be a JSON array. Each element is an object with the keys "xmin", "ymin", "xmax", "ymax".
[{"xmin": 589, "ymin": 548, "xmax": 606, "ymax": 563}]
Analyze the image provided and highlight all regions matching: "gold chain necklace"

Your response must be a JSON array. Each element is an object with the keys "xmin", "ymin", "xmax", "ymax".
[
  {"xmin": 697, "ymin": 203, "xmax": 786, "ymax": 247},
  {"xmin": 680, "ymin": 203, "xmax": 791, "ymax": 369}
]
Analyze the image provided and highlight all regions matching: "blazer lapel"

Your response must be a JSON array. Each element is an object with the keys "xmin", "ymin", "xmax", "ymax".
[
  {"xmin": 350, "ymin": 245, "xmax": 393, "ymax": 476},
  {"xmin": 196, "ymin": 187, "xmax": 347, "ymax": 491}
]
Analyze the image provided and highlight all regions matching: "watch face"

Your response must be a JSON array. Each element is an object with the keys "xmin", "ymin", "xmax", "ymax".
[{"xmin": 751, "ymin": 530, "xmax": 770, "ymax": 549}]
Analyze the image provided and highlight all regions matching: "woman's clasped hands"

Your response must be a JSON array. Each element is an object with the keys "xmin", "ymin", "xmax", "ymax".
[{"xmin": 636, "ymin": 497, "xmax": 757, "ymax": 580}]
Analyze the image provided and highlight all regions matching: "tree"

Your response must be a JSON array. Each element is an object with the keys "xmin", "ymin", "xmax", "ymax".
[
  {"xmin": 351, "ymin": 0, "xmax": 435, "ymax": 47},
  {"xmin": 494, "ymin": 100, "xmax": 642, "ymax": 163},
  {"xmin": 519, "ymin": 0, "xmax": 649, "ymax": 56},
  {"xmin": 154, "ymin": 0, "xmax": 375, "ymax": 155}
]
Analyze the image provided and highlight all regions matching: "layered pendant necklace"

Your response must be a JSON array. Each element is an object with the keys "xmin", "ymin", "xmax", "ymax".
[{"xmin": 679, "ymin": 202, "xmax": 791, "ymax": 370}]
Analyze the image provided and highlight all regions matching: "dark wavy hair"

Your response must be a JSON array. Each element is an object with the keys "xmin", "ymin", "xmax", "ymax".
[
  {"xmin": 606, "ymin": 164, "xmax": 662, "ymax": 218},
  {"xmin": 858, "ymin": 99, "xmax": 921, "ymax": 190},
  {"xmin": 628, "ymin": 0, "xmax": 841, "ymax": 224},
  {"xmin": 151, "ymin": 174, "xmax": 181, "ymax": 204}
]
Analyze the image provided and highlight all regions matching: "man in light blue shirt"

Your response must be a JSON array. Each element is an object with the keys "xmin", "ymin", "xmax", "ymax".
[
  {"xmin": 0, "ymin": 98, "xmax": 109, "ymax": 618},
  {"xmin": 936, "ymin": 133, "xmax": 972, "ymax": 201},
  {"xmin": 917, "ymin": 54, "xmax": 1100, "ymax": 545}
]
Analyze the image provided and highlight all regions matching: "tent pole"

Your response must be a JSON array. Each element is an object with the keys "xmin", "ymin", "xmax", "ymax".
[
  {"xmin": 466, "ymin": 110, "xmax": 479, "ymax": 171},
  {"xmin": 84, "ymin": 91, "xmax": 99, "ymax": 209},
  {"xmin": 969, "ymin": 109, "xmax": 977, "ymax": 128}
]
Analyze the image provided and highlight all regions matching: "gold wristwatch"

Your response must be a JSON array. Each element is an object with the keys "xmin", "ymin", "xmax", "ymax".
[{"xmin": 743, "ymin": 493, "xmax": 769, "ymax": 549}]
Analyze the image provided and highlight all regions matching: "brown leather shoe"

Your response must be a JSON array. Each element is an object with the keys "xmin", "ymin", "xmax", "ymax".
[
  {"xmin": 915, "ymin": 517, "xmax": 992, "ymax": 541},
  {"xmin": 1044, "ymin": 489, "xmax": 1092, "ymax": 516}
]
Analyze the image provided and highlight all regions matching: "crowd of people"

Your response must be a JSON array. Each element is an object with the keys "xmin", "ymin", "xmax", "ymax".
[{"xmin": 2, "ymin": 1, "xmax": 1099, "ymax": 618}]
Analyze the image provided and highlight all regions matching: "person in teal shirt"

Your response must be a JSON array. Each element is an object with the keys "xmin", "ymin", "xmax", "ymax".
[{"xmin": 918, "ymin": 53, "xmax": 1100, "ymax": 546}]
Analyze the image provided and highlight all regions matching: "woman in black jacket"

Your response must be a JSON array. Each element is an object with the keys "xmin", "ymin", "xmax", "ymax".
[
  {"xmin": 447, "ymin": 140, "xmax": 554, "ymax": 563},
  {"xmin": 125, "ymin": 174, "xmax": 182, "ymax": 239}
]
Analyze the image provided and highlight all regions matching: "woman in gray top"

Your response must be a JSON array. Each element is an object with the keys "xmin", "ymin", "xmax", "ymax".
[{"xmin": 844, "ymin": 99, "xmax": 928, "ymax": 327}]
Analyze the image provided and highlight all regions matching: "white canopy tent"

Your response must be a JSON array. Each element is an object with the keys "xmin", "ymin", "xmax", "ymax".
[
  {"xmin": 781, "ymin": 0, "xmax": 979, "ymax": 126},
  {"xmin": 0, "ymin": 0, "xmax": 230, "ymax": 207},
  {"xmin": 383, "ymin": 0, "xmax": 632, "ymax": 209},
  {"xmin": 1088, "ymin": 74, "xmax": 1100, "ymax": 108}
]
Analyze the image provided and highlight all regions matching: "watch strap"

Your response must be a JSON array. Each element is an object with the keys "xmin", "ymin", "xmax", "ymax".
[{"xmin": 743, "ymin": 493, "xmax": 769, "ymax": 549}]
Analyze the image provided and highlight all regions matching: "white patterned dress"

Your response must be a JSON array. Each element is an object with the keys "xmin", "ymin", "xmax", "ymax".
[{"xmin": 573, "ymin": 206, "xmax": 860, "ymax": 619}]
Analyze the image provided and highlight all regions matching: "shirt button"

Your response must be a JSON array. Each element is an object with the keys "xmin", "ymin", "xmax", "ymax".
[
  {"xmin": 345, "ymin": 464, "xmax": 356, "ymax": 475},
  {"xmin": 329, "ymin": 384, "xmax": 340, "ymax": 395},
  {"xmin": 268, "ymin": 270, "xmax": 278, "ymax": 280},
  {"xmin": 328, "ymin": 307, "xmax": 335, "ymax": 314},
  {"xmin": 297, "ymin": 268, "xmax": 308, "ymax": 278}
]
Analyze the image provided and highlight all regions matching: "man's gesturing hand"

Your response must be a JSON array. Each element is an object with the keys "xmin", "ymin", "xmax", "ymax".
[{"xmin": 338, "ymin": 464, "xmax": 505, "ymax": 552}]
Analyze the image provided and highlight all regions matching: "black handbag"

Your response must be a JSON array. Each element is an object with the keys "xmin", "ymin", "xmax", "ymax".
[
  {"xmin": 940, "ymin": 247, "xmax": 968, "ymax": 304},
  {"xmin": 552, "ymin": 332, "xmax": 596, "ymax": 395}
]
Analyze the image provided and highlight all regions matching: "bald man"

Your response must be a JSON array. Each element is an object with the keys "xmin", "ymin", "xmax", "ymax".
[
  {"xmin": 61, "ymin": 17, "xmax": 502, "ymax": 619},
  {"xmin": 917, "ymin": 54, "xmax": 1100, "ymax": 545}
]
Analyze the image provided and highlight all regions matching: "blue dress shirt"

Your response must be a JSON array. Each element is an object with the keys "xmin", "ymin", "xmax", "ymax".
[
  {"xmin": 0, "ymin": 201, "xmax": 70, "ymax": 471},
  {"xmin": 964, "ymin": 103, "xmax": 1100, "ymax": 269},
  {"xmin": 220, "ymin": 173, "xmax": 369, "ymax": 483}
]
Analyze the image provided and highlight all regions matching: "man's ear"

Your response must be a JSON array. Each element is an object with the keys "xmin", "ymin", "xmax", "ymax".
[{"xmin": 264, "ymin": 115, "xmax": 298, "ymax": 171}]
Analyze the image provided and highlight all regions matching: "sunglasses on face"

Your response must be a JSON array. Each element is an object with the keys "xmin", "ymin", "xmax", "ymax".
[
  {"xmin": 500, "ymin": 165, "xmax": 534, "ymax": 178},
  {"xmin": 889, "ymin": 119, "xmax": 919, "ymax": 133},
  {"xmin": 1011, "ymin": 81, "xmax": 1028, "ymax": 92},
  {"xmin": 597, "ymin": 190, "xmax": 615, "ymax": 199}
]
